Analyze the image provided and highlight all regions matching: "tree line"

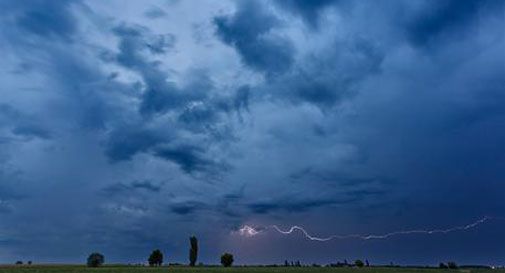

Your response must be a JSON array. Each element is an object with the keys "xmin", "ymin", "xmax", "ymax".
[
  {"xmin": 86, "ymin": 236, "xmax": 235, "ymax": 268},
  {"xmin": 12, "ymin": 235, "xmax": 461, "ymax": 270}
]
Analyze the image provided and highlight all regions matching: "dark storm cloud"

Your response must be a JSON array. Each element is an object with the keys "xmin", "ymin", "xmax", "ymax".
[
  {"xmin": 0, "ymin": 172, "xmax": 25, "ymax": 214},
  {"xmin": 110, "ymin": 24, "xmax": 202, "ymax": 117},
  {"xmin": 289, "ymin": 168, "xmax": 393, "ymax": 188},
  {"xmin": 0, "ymin": 186, "xmax": 23, "ymax": 204},
  {"xmin": 0, "ymin": 104, "xmax": 51, "ymax": 140},
  {"xmin": 11, "ymin": 125, "xmax": 50, "ymax": 139},
  {"xmin": 130, "ymin": 181, "xmax": 162, "ymax": 192},
  {"xmin": 1, "ymin": 1, "xmax": 137, "ymax": 133},
  {"xmin": 214, "ymin": 0, "xmax": 295, "ymax": 76},
  {"xmin": 101, "ymin": 23, "xmax": 245, "ymax": 174},
  {"xmin": 170, "ymin": 201, "xmax": 205, "ymax": 215},
  {"xmin": 248, "ymin": 197, "xmax": 358, "ymax": 214},
  {"xmin": 102, "ymin": 180, "xmax": 162, "ymax": 196},
  {"xmin": 4, "ymin": 0, "xmax": 79, "ymax": 41},
  {"xmin": 109, "ymin": 23, "xmax": 238, "ymax": 120},
  {"xmin": 273, "ymin": 0, "xmax": 338, "ymax": 28},
  {"xmin": 144, "ymin": 6, "xmax": 167, "ymax": 19},
  {"xmin": 406, "ymin": 0, "xmax": 504, "ymax": 48},
  {"xmin": 270, "ymin": 37, "xmax": 384, "ymax": 109},
  {"xmin": 105, "ymin": 126, "xmax": 166, "ymax": 162},
  {"xmin": 155, "ymin": 145, "xmax": 217, "ymax": 174},
  {"xmin": 217, "ymin": 1, "xmax": 385, "ymax": 109},
  {"xmin": 0, "ymin": 200, "xmax": 13, "ymax": 214}
]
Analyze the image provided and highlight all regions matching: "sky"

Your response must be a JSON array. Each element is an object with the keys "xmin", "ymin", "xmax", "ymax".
[{"xmin": 0, "ymin": 0, "xmax": 504, "ymax": 266}]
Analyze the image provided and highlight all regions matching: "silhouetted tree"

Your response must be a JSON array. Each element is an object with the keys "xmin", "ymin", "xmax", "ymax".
[
  {"xmin": 439, "ymin": 262, "xmax": 448, "ymax": 269},
  {"xmin": 284, "ymin": 260, "xmax": 289, "ymax": 267},
  {"xmin": 448, "ymin": 262, "xmax": 458, "ymax": 269},
  {"xmin": 220, "ymin": 253, "xmax": 234, "ymax": 267},
  {"xmin": 189, "ymin": 236, "xmax": 198, "ymax": 266},
  {"xmin": 87, "ymin": 253, "xmax": 104, "ymax": 267},
  {"xmin": 148, "ymin": 249, "xmax": 163, "ymax": 266},
  {"xmin": 27, "ymin": 261, "xmax": 32, "ymax": 265},
  {"xmin": 366, "ymin": 259, "xmax": 370, "ymax": 267},
  {"xmin": 355, "ymin": 259, "xmax": 364, "ymax": 267},
  {"xmin": 295, "ymin": 260, "xmax": 301, "ymax": 267},
  {"xmin": 15, "ymin": 261, "xmax": 23, "ymax": 265}
]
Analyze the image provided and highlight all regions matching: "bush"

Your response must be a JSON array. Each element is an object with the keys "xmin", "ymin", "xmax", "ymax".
[
  {"xmin": 355, "ymin": 259, "xmax": 364, "ymax": 267},
  {"xmin": 220, "ymin": 253, "xmax": 234, "ymax": 267},
  {"xmin": 15, "ymin": 261, "xmax": 23, "ymax": 265},
  {"xmin": 148, "ymin": 249, "xmax": 163, "ymax": 266},
  {"xmin": 87, "ymin": 253, "xmax": 104, "ymax": 267},
  {"xmin": 448, "ymin": 262, "xmax": 458, "ymax": 269}
]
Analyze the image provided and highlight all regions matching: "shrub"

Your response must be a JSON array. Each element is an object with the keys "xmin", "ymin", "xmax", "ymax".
[
  {"xmin": 355, "ymin": 259, "xmax": 364, "ymax": 267},
  {"xmin": 87, "ymin": 253, "xmax": 104, "ymax": 267},
  {"xmin": 220, "ymin": 253, "xmax": 234, "ymax": 267},
  {"xmin": 15, "ymin": 261, "xmax": 23, "ymax": 265}
]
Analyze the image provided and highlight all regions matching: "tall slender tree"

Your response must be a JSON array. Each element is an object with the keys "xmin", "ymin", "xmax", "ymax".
[{"xmin": 189, "ymin": 236, "xmax": 198, "ymax": 266}]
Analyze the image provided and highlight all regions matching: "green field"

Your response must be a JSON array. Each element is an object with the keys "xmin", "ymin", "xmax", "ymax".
[{"xmin": 0, "ymin": 266, "xmax": 503, "ymax": 273}]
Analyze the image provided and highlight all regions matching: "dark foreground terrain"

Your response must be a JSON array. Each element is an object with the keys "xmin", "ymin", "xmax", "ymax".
[{"xmin": 0, "ymin": 265, "xmax": 504, "ymax": 273}]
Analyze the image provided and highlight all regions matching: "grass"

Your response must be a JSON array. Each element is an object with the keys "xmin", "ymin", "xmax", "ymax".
[{"xmin": 0, "ymin": 265, "xmax": 504, "ymax": 273}]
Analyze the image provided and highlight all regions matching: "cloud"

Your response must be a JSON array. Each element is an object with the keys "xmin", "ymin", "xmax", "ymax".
[
  {"xmin": 11, "ymin": 125, "xmax": 50, "ymax": 139},
  {"xmin": 105, "ymin": 126, "xmax": 166, "ymax": 162},
  {"xmin": 9, "ymin": 0, "xmax": 79, "ymax": 41},
  {"xmin": 155, "ymin": 145, "xmax": 216, "ymax": 174},
  {"xmin": 102, "ymin": 23, "xmax": 247, "ymax": 174},
  {"xmin": 0, "ymin": 199, "xmax": 14, "ymax": 214},
  {"xmin": 266, "ymin": 37, "xmax": 383, "ymax": 109},
  {"xmin": 247, "ymin": 197, "xmax": 360, "ymax": 215},
  {"xmin": 170, "ymin": 201, "xmax": 205, "ymax": 215},
  {"xmin": 214, "ymin": 0, "xmax": 295, "ymax": 76},
  {"xmin": 102, "ymin": 180, "xmax": 163, "ymax": 196},
  {"xmin": 144, "ymin": 6, "xmax": 167, "ymax": 19},
  {"xmin": 0, "ymin": 104, "xmax": 51, "ymax": 140},
  {"xmin": 273, "ymin": 0, "xmax": 338, "ymax": 28},
  {"xmin": 406, "ymin": 0, "xmax": 504, "ymax": 48}
]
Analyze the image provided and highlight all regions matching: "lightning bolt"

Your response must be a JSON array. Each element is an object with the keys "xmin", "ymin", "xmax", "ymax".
[{"xmin": 239, "ymin": 216, "xmax": 498, "ymax": 242}]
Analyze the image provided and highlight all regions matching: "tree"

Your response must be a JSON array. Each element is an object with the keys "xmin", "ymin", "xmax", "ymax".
[
  {"xmin": 355, "ymin": 259, "xmax": 364, "ymax": 267},
  {"xmin": 148, "ymin": 249, "xmax": 163, "ymax": 266},
  {"xmin": 15, "ymin": 261, "xmax": 23, "ymax": 265},
  {"xmin": 220, "ymin": 253, "xmax": 234, "ymax": 267},
  {"xmin": 284, "ymin": 260, "xmax": 289, "ymax": 267},
  {"xmin": 447, "ymin": 262, "xmax": 458, "ymax": 269},
  {"xmin": 189, "ymin": 236, "xmax": 198, "ymax": 266},
  {"xmin": 439, "ymin": 263, "xmax": 448, "ymax": 269},
  {"xmin": 87, "ymin": 253, "xmax": 104, "ymax": 267},
  {"xmin": 27, "ymin": 261, "xmax": 32, "ymax": 265}
]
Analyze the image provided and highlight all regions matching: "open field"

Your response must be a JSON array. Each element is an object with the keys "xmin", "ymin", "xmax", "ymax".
[{"xmin": 0, "ymin": 266, "xmax": 504, "ymax": 273}]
